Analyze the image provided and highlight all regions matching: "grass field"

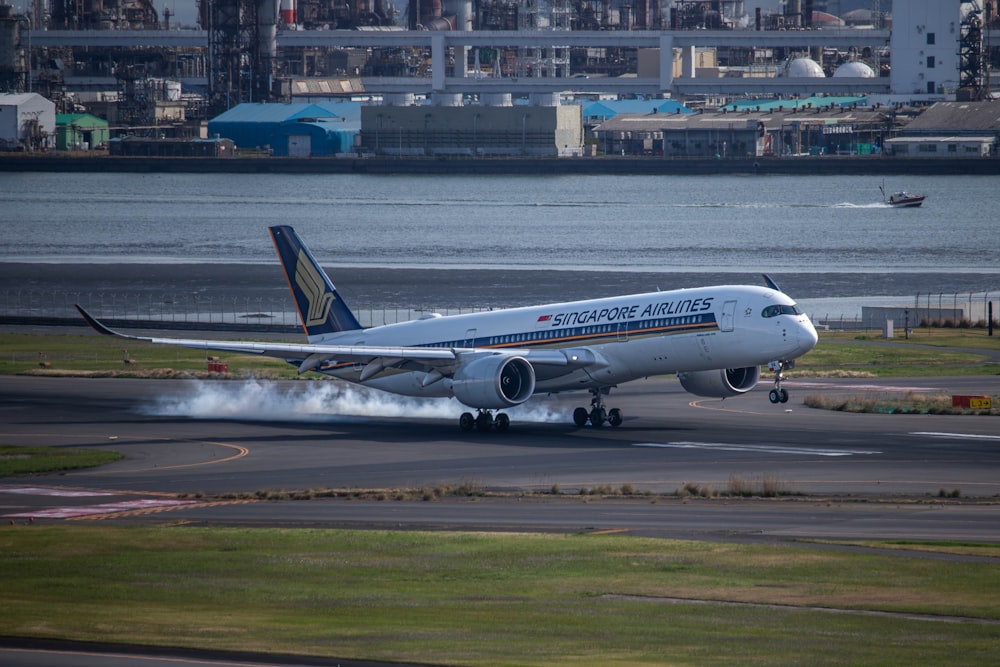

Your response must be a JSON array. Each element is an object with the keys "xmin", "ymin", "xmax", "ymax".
[
  {"xmin": 2, "ymin": 525, "xmax": 998, "ymax": 666},
  {"xmin": 0, "ymin": 445, "xmax": 122, "ymax": 477},
  {"xmin": 2, "ymin": 331, "xmax": 295, "ymax": 378},
  {"xmin": 793, "ymin": 329, "xmax": 1000, "ymax": 377}
]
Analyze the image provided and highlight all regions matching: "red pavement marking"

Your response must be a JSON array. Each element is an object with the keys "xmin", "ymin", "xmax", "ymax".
[
  {"xmin": 0, "ymin": 486, "xmax": 116, "ymax": 497},
  {"xmin": 5, "ymin": 499, "xmax": 200, "ymax": 519}
]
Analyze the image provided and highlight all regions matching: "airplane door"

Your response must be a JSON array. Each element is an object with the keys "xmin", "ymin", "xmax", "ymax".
[
  {"xmin": 720, "ymin": 300, "xmax": 737, "ymax": 332},
  {"xmin": 617, "ymin": 322, "xmax": 628, "ymax": 342},
  {"xmin": 465, "ymin": 328, "xmax": 477, "ymax": 347}
]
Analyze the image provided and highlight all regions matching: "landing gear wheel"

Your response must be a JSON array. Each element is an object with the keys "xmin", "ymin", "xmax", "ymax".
[
  {"xmin": 459, "ymin": 412, "xmax": 475, "ymax": 431},
  {"xmin": 768, "ymin": 359, "xmax": 794, "ymax": 405},
  {"xmin": 476, "ymin": 411, "xmax": 494, "ymax": 432},
  {"xmin": 574, "ymin": 386, "xmax": 621, "ymax": 427},
  {"xmin": 494, "ymin": 413, "xmax": 510, "ymax": 433}
]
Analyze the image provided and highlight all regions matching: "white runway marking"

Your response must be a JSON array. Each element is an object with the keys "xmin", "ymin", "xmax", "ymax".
[
  {"xmin": 911, "ymin": 432, "xmax": 1000, "ymax": 441},
  {"xmin": 633, "ymin": 442, "xmax": 881, "ymax": 457},
  {"xmin": 790, "ymin": 381, "xmax": 942, "ymax": 392}
]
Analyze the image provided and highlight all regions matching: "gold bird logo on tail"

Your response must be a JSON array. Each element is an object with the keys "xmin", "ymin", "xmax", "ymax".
[{"xmin": 295, "ymin": 249, "xmax": 334, "ymax": 327}]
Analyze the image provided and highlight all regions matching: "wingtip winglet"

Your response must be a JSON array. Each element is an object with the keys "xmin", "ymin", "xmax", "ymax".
[{"xmin": 75, "ymin": 304, "xmax": 126, "ymax": 338}]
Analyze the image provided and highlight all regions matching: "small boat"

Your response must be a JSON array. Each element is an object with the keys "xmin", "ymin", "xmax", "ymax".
[
  {"xmin": 880, "ymin": 181, "xmax": 925, "ymax": 208},
  {"xmin": 887, "ymin": 191, "xmax": 926, "ymax": 207}
]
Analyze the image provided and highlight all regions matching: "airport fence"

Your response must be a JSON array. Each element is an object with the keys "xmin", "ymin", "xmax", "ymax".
[
  {"xmin": 813, "ymin": 290, "xmax": 999, "ymax": 333},
  {"xmin": 0, "ymin": 289, "xmax": 499, "ymax": 332}
]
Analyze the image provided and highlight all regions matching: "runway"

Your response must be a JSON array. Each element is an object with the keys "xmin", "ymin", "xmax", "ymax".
[{"xmin": 2, "ymin": 374, "xmax": 999, "ymax": 543}]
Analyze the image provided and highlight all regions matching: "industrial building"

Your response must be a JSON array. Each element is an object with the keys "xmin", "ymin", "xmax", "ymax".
[
  {"xmin": 591, "ymin": 98, "xmax": 890, "ymax": 158},
  {"xmin": 581, "ymin": 99, "xmax": 694, "ymax": 122},
  {"xmin": 55, "ymin": 112, "xmax": 109, "ymax": 150},
  {"xmin": 359, "ymin": 103, "xmax": 583, "ymax": 156},
  {"xmin": 883, "ymin": 100, "xmax": 1000, "ymax": 157},
  {"xmin": 0, "ymin": 92, "xmax": 55, "ymax": 150},
  {"xmin": 885, "ymin": 135, "xmax": 995, "ymax": 158},
  {"xmin": 207, "ymin": 101, "xmax": 359, "ymax": 156},
  {"xmin": 108, "ymin": 135, "xmax": 236, "ymax": 156}
]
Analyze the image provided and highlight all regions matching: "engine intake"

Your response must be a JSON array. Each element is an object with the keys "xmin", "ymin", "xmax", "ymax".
[
  {"xmin": 677, "ymin": 366, "xmax": 760, "ymax": 398},
  {"xmin": 451, "ymin": 355, "xmax": 536, "ymax": 409}
]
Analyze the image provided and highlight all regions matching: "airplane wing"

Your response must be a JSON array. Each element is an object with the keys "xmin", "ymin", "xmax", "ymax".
[{"xmin": 75, "ymin": 305, "xmax": 595, "ymax": 375}]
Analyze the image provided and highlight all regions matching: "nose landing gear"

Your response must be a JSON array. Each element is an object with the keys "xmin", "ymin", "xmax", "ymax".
[{"xmin": 767, "ymin": 360, "xmax": 793, "ymax": 404}]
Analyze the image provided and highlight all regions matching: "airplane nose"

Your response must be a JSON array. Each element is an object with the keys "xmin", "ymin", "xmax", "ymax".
[{"xmin": 798, "ymin": 318, "xmax": 819, "ymax": 356}]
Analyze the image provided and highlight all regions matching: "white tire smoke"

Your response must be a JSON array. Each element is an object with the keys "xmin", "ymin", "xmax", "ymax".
[{"xmin": 141, "ymin": 378, "xmax": 569, "ymax": 425}]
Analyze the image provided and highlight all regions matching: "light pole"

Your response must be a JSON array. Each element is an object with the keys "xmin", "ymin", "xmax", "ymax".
[
  {"xmin": 521, "ymin": 113, "xmax": 530, "ymax": 155},
  {"xmin": 424, "ymin": 113, "xmax": 431, "ymax": 156},
  {"xmin": 473, "ymin": 112, "xmax": 479, "ymax": 157}
]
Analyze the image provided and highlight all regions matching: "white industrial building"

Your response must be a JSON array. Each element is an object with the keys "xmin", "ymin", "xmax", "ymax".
[
  {"xmin": 884, "ymin": 135, "xmax": 994, "ymax": 158},
  {"xmin": 359, "ymin": 104, "xmax": 584, "ymax": 157},
  {"xmin": 888, "ymin": 2, "xmax": 963, "ymax": 98},
  {"xmin": 0, "ymin": 93, "xmax": 56, "ymax": 151}
]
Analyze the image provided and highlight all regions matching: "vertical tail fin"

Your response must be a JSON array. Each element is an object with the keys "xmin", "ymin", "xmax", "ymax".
[{"xmin": 270, "ymin": 225, "xmax": 363, "ymax": 338}]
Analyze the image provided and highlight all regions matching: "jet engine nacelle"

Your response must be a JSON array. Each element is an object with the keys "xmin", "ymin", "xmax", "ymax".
[
  {"xmin": 451, "ymin": 355, "xmax": 536, "ymax": 409},
  {"xmin": 677, "ymin": 366, "xmax": 760, "ymax": 398}
]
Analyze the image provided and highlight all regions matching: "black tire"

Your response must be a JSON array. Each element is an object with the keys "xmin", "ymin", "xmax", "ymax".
[
  {"xmin": 573, "ymin": 407, "xmax": 589, "ymax": 426},
  {"xmin": 779, "ymin": 388, "xmax": 789, "ymax": 403},
  {"xmin": 769, "ymin": 389, "xmax": 780, "ymax": 404},
  {"xmin": 476, "ymin": 412, "xmax": 494, "ymax": 432},
  {"xmin": 590, "ymin": 407, "xmax": 606, "ymax": 427},
  {"xmin": 495, "ymin": 413, "xmax": 510, "ymax": 432},
  {"xmin": 608, "ymin": 408, "xmax": 623, "ymax": 427},
  {"xmin": 459, "ymin": 412, "xmax": 475, "ymax": 431}
]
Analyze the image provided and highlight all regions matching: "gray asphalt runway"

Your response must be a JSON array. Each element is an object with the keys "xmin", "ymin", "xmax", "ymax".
[{"xmin": 2, "ymin": 374, "xmax": 998, "ymax": 543}]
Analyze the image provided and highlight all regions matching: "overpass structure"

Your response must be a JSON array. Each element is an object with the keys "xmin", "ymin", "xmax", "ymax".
[{"xmin": 29, "ymin": 28, "xmax": 900, "ymax": 96}]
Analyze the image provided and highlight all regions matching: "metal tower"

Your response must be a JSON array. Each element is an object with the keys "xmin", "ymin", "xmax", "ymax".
[
  {"xmin": 207, "ymin": 0, "xmax": 277, "ymax": 118},
  {"xmin": 958, "ymin": 1, "xmax": 989, "ymax": 100},
  {"xmin": 0, "ymin": 4, "xmax": 28, "ymax": 93}
]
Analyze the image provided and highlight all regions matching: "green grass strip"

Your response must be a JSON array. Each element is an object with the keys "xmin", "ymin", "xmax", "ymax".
[
  {"xmin": 2, "ymin": 526, "xmax": 998, "ymax": 666},
  {"xmin": 0, "ymin": 445, "xmax": 123, "ymax": 477}
]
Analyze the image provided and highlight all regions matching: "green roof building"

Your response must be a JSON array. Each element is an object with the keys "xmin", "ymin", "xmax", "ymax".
[{"xmin": 56, "ymin": 113, "xmax": 110, "ymax": 151}]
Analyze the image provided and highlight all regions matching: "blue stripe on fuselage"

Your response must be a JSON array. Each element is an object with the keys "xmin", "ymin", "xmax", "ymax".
[{"xmin": 305, "ymin": 313, "xmax": 719, "ymax": 372}]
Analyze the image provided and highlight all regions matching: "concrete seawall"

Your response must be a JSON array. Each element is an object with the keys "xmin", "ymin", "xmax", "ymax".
[{"xmin": 3, "ymin": 154, "xmax": 1000, "ymax": 175}]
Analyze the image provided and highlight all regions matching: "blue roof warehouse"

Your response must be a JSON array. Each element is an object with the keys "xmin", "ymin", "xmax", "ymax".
[{"xmin": 207, "ymin": 102, "xmax": 360, "ymax": 157}]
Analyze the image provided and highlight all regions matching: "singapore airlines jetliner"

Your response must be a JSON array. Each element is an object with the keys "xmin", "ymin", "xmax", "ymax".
[{"xmin": 76, "ymin": 225, "xmax": 818, "ymax": 432}]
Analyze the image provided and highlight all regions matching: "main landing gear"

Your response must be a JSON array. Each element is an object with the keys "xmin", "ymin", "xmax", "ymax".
[
  {"xmin": 459, "ymin": 409, "xmax": 510, "ymax": 433},
  {"xmin": 573, "ymin": 387, "xmax": 623, "ymax": 428},
  {"xmin": 767, "ymin": 360, "xmax": 793, "ymax": 404}
]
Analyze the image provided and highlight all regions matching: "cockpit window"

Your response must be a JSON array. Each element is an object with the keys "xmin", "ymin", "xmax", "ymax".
[{"xmin": 762, "ymin": 304, "xmax": 803, "ymax": 318}]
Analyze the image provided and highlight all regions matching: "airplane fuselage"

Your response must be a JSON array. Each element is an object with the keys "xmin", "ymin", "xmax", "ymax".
[{"xmin": 309, "ymin": 284, "xmax": 817, "ymax": 399}]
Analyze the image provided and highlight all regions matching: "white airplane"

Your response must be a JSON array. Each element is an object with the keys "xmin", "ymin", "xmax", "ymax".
[{"xmin": 76, "ymin": 225, "xmax": 818, "ymax": 432}]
